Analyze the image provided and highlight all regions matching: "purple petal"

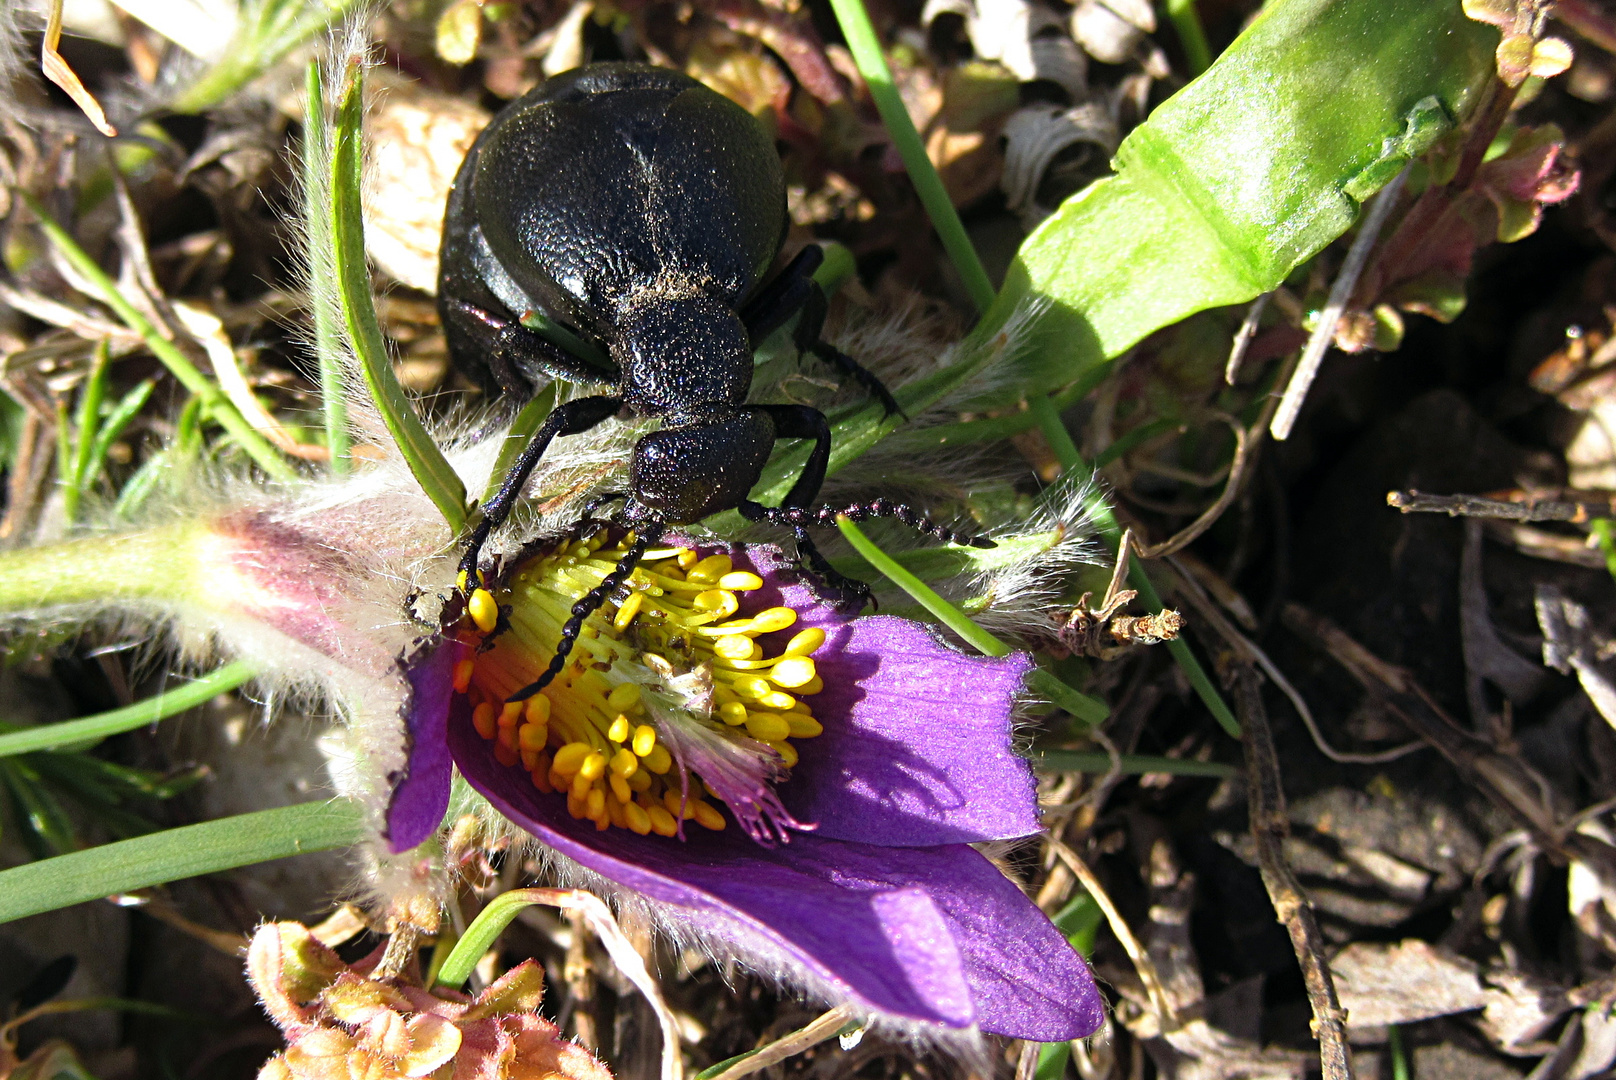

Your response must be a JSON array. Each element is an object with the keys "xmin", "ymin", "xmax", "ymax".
[
  {"xmin": 385, "ymin": 638, "xmax": 464, "ymax": 853},
  {"xmin": 450, "ymin": 710, "xmax": 1102, "ymax": 1039},
  {"xmin": 700, "ymin": 543, "xmax": 1044, "ymax": 847}
]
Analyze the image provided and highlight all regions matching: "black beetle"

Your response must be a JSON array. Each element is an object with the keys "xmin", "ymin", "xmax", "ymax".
[{"xmin": 439, "ymin": 61, "xmax": 989, "ymax": 699}]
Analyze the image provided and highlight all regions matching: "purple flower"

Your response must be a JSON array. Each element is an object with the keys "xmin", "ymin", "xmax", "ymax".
[{"xmin": 387, "ymin": 537, "xmax": 1102, "ymax": 1041}]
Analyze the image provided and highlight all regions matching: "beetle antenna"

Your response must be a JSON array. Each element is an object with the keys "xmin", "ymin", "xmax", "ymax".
[
  {"xmin": 506, "ymin": 522, "xmax": 666, "ymax": 702},
  {"xmin": 743, "ymin": 498, "xmax": 995, "ymax": 549}
]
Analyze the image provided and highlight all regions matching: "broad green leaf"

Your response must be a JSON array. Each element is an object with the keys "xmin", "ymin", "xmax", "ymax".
[{"xmin": 974, "ymin": 0, "xmax": 1498, "ymax": 405}]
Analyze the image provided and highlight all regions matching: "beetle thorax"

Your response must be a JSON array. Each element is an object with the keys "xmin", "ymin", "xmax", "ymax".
[{"xmin": 612, "ymin": 290, "xmax": 752, "ymax": 422}]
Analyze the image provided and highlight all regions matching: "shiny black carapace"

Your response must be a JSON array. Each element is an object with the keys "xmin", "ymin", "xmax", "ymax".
[{"xmin": 439, "ymin": 61, "xmax": 987, "ymax": 699}]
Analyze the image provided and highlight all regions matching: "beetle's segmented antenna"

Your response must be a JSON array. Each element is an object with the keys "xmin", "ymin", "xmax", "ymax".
[
  {"xmin": 506, "ymin": 523, "xmax": 666, "ymax": 702},
  {"xmin": 749, "ymin": 498, "xmax": 996, "ymax": 549}
]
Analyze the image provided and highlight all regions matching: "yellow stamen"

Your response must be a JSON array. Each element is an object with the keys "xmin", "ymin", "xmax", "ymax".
[
  {"xmin": 786, "ymin": 714, "xmax": 823, "ymax": 737},
  {"xmin": 469, "ymin": 588, "xmax": 499, "ymax": 633},
  {"xmin": 453, "ymin": 658, "xmax": 475, "ymax": 693},
  {"xmin": 647, "ymin": 804, "xmax": 679, "ymax": 836},
  {"xmin": 624, "ymin": 800, "xmax": 652, "ymax": 835},
  {"xmin": 686, "ymin": 554, "xmax": 732, "ymax": 583},
  {"xmin": 525, "ymin": 695, "xmax": 551, "ymax": 725},
  {"xmin": 578, "ymin": 751, "xmax": 607, "ymax": 782},
  {"xmin": 718, "ymin": 701, "xmax": 748, "ymax": 726},
  {"xmin": 609, "ymin": 773, "xmax": 633, "ymax": 804},
  {"xmin": 714, "ymin": 634, "xmax": 758, "ymax": 660},
  {"xmin": 770, "ymin": 657, "xmax": 816, "ymax": 688},
  {"xmin": 472, "ymin": 702, "xmax": 497, "ymax": 740},
  {"xmin": 607, "ymin": 714, "xmax": 631, "ymax": 743},
  {"xmin": 610, "ymin": 747, "xmax": 638, "ymax": 778},
  {"xmin": 552, "ymin": 742, "xmax": 591, "ymax": 777},
  {"xmin": 717, "ymin": 570, "xmax": 763, "ymax": 591},
  {"xmin": 744, "ymin": 712, "xmax": 791, "ymax": 742},
  {"xmin": 643, "ymin": 745, "xmax": 672, "ymax": 774},
  {"xmin": 518, "ymin": 722, "xmax": 548, "ymax": 751},
  {"xmin": 692, "ymin": 801, "xmax": 727, "ymax": 831},
  {"xmin": 631, "ymin": 724, "xmax": 657, "ymax": 757},
  {"xmin": 606, "ymin": 682, "xmax": 642, "ymax": 712},
  {"xmin": 768, "ymin": 740, "xmax": 799, "ymax": 768},
  {"xmin": 499, "ymin": 701, "xmax": 523, "ymax": 728},
  {"xmin": 784, "ymin": 628, "xmax": 825, "ymax": 656}
]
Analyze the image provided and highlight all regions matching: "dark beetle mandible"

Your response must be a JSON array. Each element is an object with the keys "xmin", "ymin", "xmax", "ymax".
[{"xmin": 439, "ymin": 61, "xmax": 989, "ymax": 700}]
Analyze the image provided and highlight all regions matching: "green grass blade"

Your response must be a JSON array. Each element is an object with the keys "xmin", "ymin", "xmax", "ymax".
[
  {"xmin": 482, "ymin": 383, "xmax": 557, "ymax": 507},
  {"xmin": 330, "ymin": 61, "xmax": 467, "ymax": 531},
  {"xmin": 0, "ymin": 661, "xmax": 255, "ymax": 758},
  {"xmin": 65, "ymin": 342, "xmax": 111, "ymax": 523},
  {"xmin": 0, "ymin": 798, "xmax": 364, "ymax": 923},
  {"xmin": 304, "ymin": 60, "xmax": 350, "ymax": 475},
  {"xmin": 1166, "ymin": 0, "xmax": 1213, "ymax": 75},
  {"xmin": 432, "ymin": 888, "xmax": 538, "ymax": 988},
  {"xmin": 23, "ymin": 196, "xmax": 298, "ymax": 482},
  {"xmin": 826, "ymin": 0, "xmax": 996, "ymax": 315},
  {"xmin": 85, "ymin": 378, "xmax": 156, "ymax": 488}
]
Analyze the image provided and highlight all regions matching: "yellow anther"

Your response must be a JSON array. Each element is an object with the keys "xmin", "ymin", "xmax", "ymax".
[
  {"xmin": 610, "ymin": 747, "xmax": 638, "ymax": 778},
  {"xmin": 496, "ymin": 723, "xmax": 518, "ymax": 751},
  {"xmin": 607, "ymin": 797, "xmax": 629, "ymax": 829},
  {"xmin": 713, "ymin": 684, "xmax": 742, "ymax": 706},
  {"xmin": 551, "ymin": 742, "xmax": 592, "ymax": 777},
  {"xmin": 761, "ymin": 691, "xmax": 797, "ymax": 711},
  {"xmin": 714, "ymin": 634, "xmax": 758, "ymax": 661},
  {"xmin": 784, "ymin": 628, "xmax": 826, "ymax": 657},
  {"xmin": 495, "ymin": 742, "xmax": 519, "ymax": 767},
  {"xmin": 676, "ymin": 548, "xmax": 699, "ymax": 569},
  {"xmin": 786, "ymin": 714, "xmax": 823, "ymax": 738},
  {"xmin": 771, "ymin": 656, "xmax": 817, "ymax": 688},
  {"xmin": 586, "ymin": 787, "xmax": 606, "ymax": 821},
  {"xmin": 525, "ymin": 695, "xmax": 551, "ymax": 725},
  {"xmin": 469, "ymin": 588, "xmax": 499, "ymax": 633},
  {"xmin": 452, "ymin": 659, "xmax": 475, "ymax": 693},
  {"xmin": 606, "ymin": 682, "xmax": 642, "ymax": 712},
  {"xmin": 628, "ymin": 769, "xmax": 651, "ymax": 792},
  {"xmin": 798, "ymin": 675, "xmax": 824, "ymax": 695},
  {"xmin": 624, "ymin": 800, "xmax": 652, "ymax": 835},
  {"xmin": 472, "ymin": 702, "xmax": 497, "ymax": 740},
  {"xmin": 687, "ymin": 554, "xmax": 733, "ymax": 582},
  {"xmin": 607, "ymin": 714, "xmax": 631, "ymax": 743},
  {"xmin": 571, "ymin": 771, "xmax": 593, "ymax": 802},
  {"xmin": 744, "ymin": 712, "xmax": 791, "ymax": 742},
  {"xmin": 718, "ymin": 701, "xmax": 749, "ymax": 726},
  {"xmin": 566, "ymin": 790, "xmax": 585, "ymax": 819},
  {"xmin": 579, "ymin": 751, "xmax": 607, "ymax": 782},
  {"xmin": 768, "ymin": 740, "xmax": 799, "ymax": 768},
  {"xmin": 694, "ymin": 590, "xmax": 739, "ymax": 618},
  {"xmin": 548, "ymin": 766, "xmax": 567, "ymax": 792},
  {"xmin": 735, "ymin": 676, "xmax": 773, "ymax": 699},
  {"xmin": 499, "ymin": 702, "xmax": 524, "ymax": 728},
  {"xmin": 456, "ymin": 569, "xmax": 468, "ymax": 592},
  {"xmin": 718, "ymin": 570, "xmax": 763, "ymax": 591},
  {"xmin": 647, "ymin": 804, "xmax": 679, "ymax": 836},
  {"xmin": 692, "ymin": 801, "xmax": 727, "ymax": 831},
  {"xmin": 530, "ymin": 756, "xmax": 553, "ymax": 793},
  {"xmin": 631, "ymin": 725, "xmax": 657, "ymax": 757},
  {"xmin": 643, "ymin": 745, "xmax": 672, "ymax": 774},
  {"xmin": 518, "ymin": 722, "xmax": 548, "ymax": 751},
  {"xmin": 752, "ymin": 607, "xmax": 797, "ymax": 633},
  {"xmin": 609, "ymin": 773, "xmax": 633, "ymax": 804},
  {"xmin": 663, "ymin": 790, "xmax": 699, "ymax": 820},
  {"xmin": 520, "ymin": 748, "xmax": 539, "ymax": 772}
]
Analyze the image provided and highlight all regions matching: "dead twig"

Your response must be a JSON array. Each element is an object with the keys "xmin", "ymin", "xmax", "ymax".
[
  {"xmin": 1389, "ymin": 488, "xmax": 1616, "ymax": 523},
  {"xmin": 1272, "ymin": 164, "xmax": 1411, "ymax": 440},
  {"xmin": 1224, "ymin": 291, "xmax": 1271, "ymax": 386},
  {"xmin": 706, "ymin": 1005, "xmax": 857, "ymax": 1080},
  {"xmin": 1231, "ymin": 668, "xmax": 1355, "ymax": 1080}
]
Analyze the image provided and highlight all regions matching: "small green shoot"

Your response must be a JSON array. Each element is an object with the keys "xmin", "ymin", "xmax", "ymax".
[{"xmin": 303, "ymin": 61, "xmax": 350, "ymax": 474}]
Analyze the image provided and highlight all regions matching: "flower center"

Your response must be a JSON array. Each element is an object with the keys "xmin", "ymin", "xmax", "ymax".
[{"xmin": 453, "ymin": 531, "xmax": 824, "ymax": 843}]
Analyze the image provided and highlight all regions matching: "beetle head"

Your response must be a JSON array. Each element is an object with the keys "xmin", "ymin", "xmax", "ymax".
[{"xmin": 627, "ymin": 410, "xmax": 774, "ymax": 524}]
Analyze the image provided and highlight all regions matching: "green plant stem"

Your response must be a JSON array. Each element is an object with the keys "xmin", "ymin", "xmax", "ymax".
[
  {"xmin": 433, "ymin": 888, "xmax": 549, "ymax": 988},
  {"xmin": 1166, "ymin": 0, "xmax": 1213, "ymax": 76},
  {"xmin": 0, "ymin": 799, "xmax": 363, "ymax": 924},
  {"xmin": 1028, "ymin": 395, "xmax": 1241, "ymax": 737},
  {"xmin": 170, "ymin": 0, "xmax": 359, "ymax": 113},
  {"xmin": 24, "ymin": 197, "xmax": 298, "ymax": 483},
  {"xmin": 835, "ymin": 516, "xmax": 1108, "ymax": 724},
  {"xmin": 1388, "ymin": 1025, "xmax": 1409, "ymax": 1080},
  {"xmin": 331, "ymin": 61, "xmax": 467, "ymax": 531},
  {"xmin": 1033, "ymin": 750, "xmax": 1235, "ymax": 777},
  {"xmin": 1593, "ymin": 519, "xmax": 1616, "ymax": 584},
  {"xmin": 826, "ymin": 0, "xmax": 996, "ymax": 315},
  {"xmin": 0, "ymin": 661, "xmax": 255, "ymax": 758},
  {"xmin": 304, "ymin": 61, "xmax": 350, "ymax": 474}
]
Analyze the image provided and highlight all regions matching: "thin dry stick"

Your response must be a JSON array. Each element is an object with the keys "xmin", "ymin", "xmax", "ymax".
[
  {"xmin": 1388, "ymin": 489, "xmax": 1616, "ymax": 523},
  {"xmin": 1134, "ymin": 413, "xmax": 1253, "ymax": 559},
  {"xmin": 1166, "ymin": 558, "xmax": 1424, "ymax": 765},
  {"xmin": 1046, "ymin": 835, "xmax": 1179, "ymax": 1027},
  {"xmin": 706, "ymin": 1004, "xmax": 857, "ymax": 1080},
  {"xmin": 1272, "ymin": 164, "xmax": 1411, "ymax": 440},
  {"xmin": 1225, "ymin": 292, "xmax": 1272, "ymax": 385},
  {"xmin": 1231, "ymin": 668, "xmax": 1355, "ymax": 1080},
  {"xmin": 565, "ymin": 909, "xmax": 599, "ymax": 1051}
]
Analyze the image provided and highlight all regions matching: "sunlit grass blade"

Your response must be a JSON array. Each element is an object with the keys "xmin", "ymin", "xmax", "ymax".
[
  {"xmin": 0, "ymin": 661, "xmax": 255, "ymax": 758},
  {"xmin": 304, "ymin": 60, "xmax": 350, "ymax": 475},
  {"xmin": 330, "ymin": 61, "xmax": 467, "ymax": 531},
  {"xmin": 835, "ymin": 515, "xmax": 1108, "ymax": 724},
  {"xmin": 23, "ymin": 195, "xmax": 298, "ymax": 482},
  {"xmin": 170, "ymin": 0, "xmax": 361, "ymax": 113},
  {"xmin": 0, "ymin": 798, "xmax": 364, "ymax": 924},
  {"xmin": 828, "ymin": 528, "xmax": 1064, "ymax": 583},
  {"xmin": 1166, "ymin": 0, "xmax": 1213, "ymax": 76},
  {"xmin": 483, "ymin": 383, "xmax": 557, "ymax": 507},
  {"xmin": 825, "ymin": 0, "xmax": 995, "ymax": 316}
]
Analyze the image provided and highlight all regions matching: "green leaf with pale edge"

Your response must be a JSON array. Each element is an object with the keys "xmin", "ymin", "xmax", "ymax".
[
  {"xmin": 0, "ymin": 799, "xmax": 363, "ymax": 924},
  {"xmin": 331, "ymin": 62, "xmax": 467, "ymax": 531},
  {"xmin": 973, "ymin": 0, "xmax": 1496, "ymax": 405}
]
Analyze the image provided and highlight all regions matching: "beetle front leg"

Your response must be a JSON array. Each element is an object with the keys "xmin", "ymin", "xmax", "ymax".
[
  {"xmin": 460, "ymin": 394, "xmax": 622, "ymax": 591},
  {"xmin": 443, "ymin": 298, "xmax": 619, "ymax": 394}
]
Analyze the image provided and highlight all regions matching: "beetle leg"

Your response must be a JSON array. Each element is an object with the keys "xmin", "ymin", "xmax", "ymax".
[
  {"xmin": 459, "ymin": 394, "xmax": 623, "ymax": 590},
  {"xmin": 506, "ymin": 521, "xmax": 666, "ymax": 701},
  {"xmin": 443, "ymin": 298, "xmax": 619, "ymax": 392},
  {"xmin": 740, "ymin": 244, "xmax": 822, "ymax": 343},
  {"xmin": 744, "ymin": 497, "xmax": 996, "ymax": 549},
  {"xmin": 792, "ymin": 288, "xmax": 905, "ymax": 420}
]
